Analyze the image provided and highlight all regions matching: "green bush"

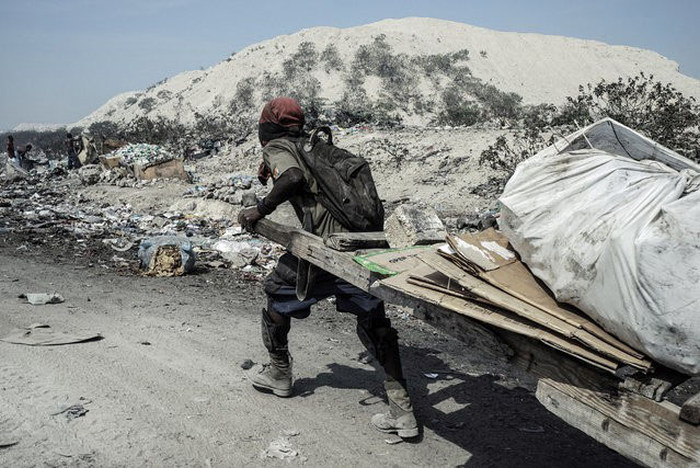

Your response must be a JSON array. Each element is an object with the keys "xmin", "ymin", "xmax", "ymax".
[
  {"xmin": 435, "ymin": 85, "xmax": 482, "ymax": 126},
  {"xmin": 283, "ymin": 41, "xmax": 318, "ymax": 78},
  {"xmin": 88, "ymin": 121, "xmax": 121, "ymax": 140},
  {"xmin": 468, "ymin": 82, "xmax": 522, "ymax": 121},
  {"xmin": 138, "ymin": 97, "xmax": 156, "ymax": 113},
  {"xmin": 555, "ymin": 73, "xmax": 700, "ymax": 158},
  {"xmin": 320, "ymin": 44, "xmax": 343, "ymax": 72},
  {"xmin": 414, "ymin": 49, "xmax": 470, "ymax": 76},
  {"xmin": 233, "ymin": 77, "xmax": 256, "ymax": 110}
]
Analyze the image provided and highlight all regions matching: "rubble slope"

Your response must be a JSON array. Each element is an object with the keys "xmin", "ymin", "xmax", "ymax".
[{"xmin": 75, "ymin": 17, "xmax": 700, "ymax": 128}]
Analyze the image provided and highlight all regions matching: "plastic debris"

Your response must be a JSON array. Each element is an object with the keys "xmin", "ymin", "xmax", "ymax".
[
  {"xmin": 138, "ymin": 236, "xmax": 196, "ymax": 277},
  {"xmin": 21, "ymin": 293, "xmax": 64, "ymax": 305},
  {"xmin": 110, "ymin": 143, "xmax": 175, "ymax": 167}
]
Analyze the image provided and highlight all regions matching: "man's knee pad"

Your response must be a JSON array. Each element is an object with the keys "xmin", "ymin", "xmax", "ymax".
[
  {"xmin": 356, "ymin": 321, "xmax": 398, "ymax": 364},
  {"xmin": 261, "ymin": 307, "xmax": 290, "ymax": 354}
]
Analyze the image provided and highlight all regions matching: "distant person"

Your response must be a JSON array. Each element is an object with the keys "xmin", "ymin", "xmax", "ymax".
[
  {"xmin": 77, "ymin": 131, "xmax": 98, "ymax": 165},
  {"xmin": 16, "ymin": 144, "xmax": 33, "ymax": 170},
  {"xmin": 66, "ymin": 132, "xmax": 81, "ymax": 170},
  {"xmin": 6, "ymin": 135, "xmax": 15, "ymax": 162}
]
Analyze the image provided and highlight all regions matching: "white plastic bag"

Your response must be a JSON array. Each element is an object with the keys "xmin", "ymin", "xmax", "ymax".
[{"xmin": 499, "ymin": 148, "xmax": 700, "ymax": 374}]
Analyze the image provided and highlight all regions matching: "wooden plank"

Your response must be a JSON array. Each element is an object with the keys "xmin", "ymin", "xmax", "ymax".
[
  {"xmin": 253, "ymin": 219, "xmax": 699, "ymax": 465},
  {"xmin": 419, "ymin": 250, "xmax": 651, "ymax": 370},
  {"xmin": 376, "ymin": 273, "xmax": 700, "ymax": 466},
  {"xmin": 323, "ymin": 231, "xmax": 388, "ymax": 251},
  {"xmin": 537, "ymin": 380, "xmax": 696, "ymax": 468},
  {"xmin": 441, "ymin": 229, "xmax": 645, "ymax": 359},
  {"xmin": 680, "ymin": 392, "xmax": 700, "ymax": 425},
  {"xmin": 540, "ymin": 377, "xmax": 700, "ymax": 461},
  {"xmin": 254, "ymin": 219, "xmax": 377, "ymax": 290},
  {"xmin": 380, "ymin": 272, "xmax": 619, "ymax": 372},
  {"xmin": 368, "ymin": 281, "xmax": 515, "ymax": 360},
  {"xmin": 622, "ymin": 371, "xmax": 687, "ymax": 402}
]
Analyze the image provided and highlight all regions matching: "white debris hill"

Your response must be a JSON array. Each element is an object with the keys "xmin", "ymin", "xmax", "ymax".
[{"xmin": 75, "ymin": 17, "xmax": 700, "ymax": 128}]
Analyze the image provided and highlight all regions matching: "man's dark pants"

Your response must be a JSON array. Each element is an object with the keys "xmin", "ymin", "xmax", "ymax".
[{"xmin": 262, "ymin": 253, "xmax": 404, "ymax": 382}]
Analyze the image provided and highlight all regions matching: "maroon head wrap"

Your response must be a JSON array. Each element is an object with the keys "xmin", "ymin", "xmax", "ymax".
[{"xmin": 258, "ymin": 97, "xmax": 305, "ymax": 146}]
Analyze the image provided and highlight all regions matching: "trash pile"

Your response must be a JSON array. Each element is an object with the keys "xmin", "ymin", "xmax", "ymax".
[
  {"xmin": 73, "ymin": 143, "xmax": 191, "ymax": 187},
  {"xmin": 111, "ymin": 143, "xmax": 176, "ymax": 167},
  {"xmin": 97, "ymin": 166, "xmax": 134, "ymax": 186},
  {"xmin": 0, "ymin": 168, "xmax": 280, "ymax": 277},
  {"xmin": 183, "ymin": 174, "xmax": 258, "ymax": 206}
]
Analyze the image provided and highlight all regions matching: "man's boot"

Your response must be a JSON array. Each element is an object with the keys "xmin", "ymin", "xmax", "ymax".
[
  {"xmin": 251, "ymin": 307, "xmax": 293, "ymax": 397},
  {"xmin": 357, "ymin": 321, "xmax": 419, "ymax": 438},
  {"xmin": 251, "ymin": 351, "xmax": 293, "ymax": 397},
  {"xmin": 371, "ymin": 378, "xmax": 419, "ymax": 438}
]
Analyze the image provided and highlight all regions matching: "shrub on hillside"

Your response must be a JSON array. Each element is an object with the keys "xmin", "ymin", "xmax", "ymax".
[
  {"xmin": 320, "ymin": 44, "xmax": 343, "ymax": 73},
  {"xmin": 555, "ymin": 73, "xmax": 700, "ymax": 159},
  {"xmin": 413, "ymin": 49, "xmax": 470, "ymax": 76},
  {"xmin": 283, "ymin": 41, "xmax": 318, "ymax": 78},
  {"xmin": 435, "ymin": 85, "xmax": 483, "ymax": 126},
  {"xmin": 138, "ymin": 97, "xmax": 156, "ymax": 113},
  {"xmin": 478, "ymin": 73, "xmax": 700, "ymax": 195},
  {"xmin": 467, "ymin": 82, "xmax": 523, "ymax": 121},
  {"xmin": 88, "ymin": 121, "xmax": 121, "ymax": 140},
  {"xmin": 231, "ymin": 77, "xmax": 256, "ymax": 112},
  {"xmin": 121, "ymin": 116, "xmax": 188, "ymax": 151}
]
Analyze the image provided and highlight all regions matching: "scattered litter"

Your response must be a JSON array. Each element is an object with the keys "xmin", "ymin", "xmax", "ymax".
[
  {"xmin": 424, "ymin": 373, "xmax": 439, "ymax": 379},
  {"xmin": 139, "ymin": 340, "xmax": 152, "ymax": 346},
  {"xmin": 261, "ymin": 435, "xmax": 299, "ymax": 460},
  {"xmin": 52, "ymin": 402, "xmax": 90, "ymax": 420},
  {"xmin": 240, "ymin": 359, "xmax": 255, "ymax": 370},
  {"xmin": 0, "ymin": 439, "xmax": 19, "ymax": 449},
  {"xmin": 0, "ymin": 323, "xmax": 102, "ymax": 346},
  {"xmin": 20, "ymin": 293, "xmax": 64, "ymax": 305},
  {"xmin": 111, "ymin": 143, "xmax": 175, "ymax": 167},
  {"xmin": 103, "ymin": 238, "xmax": 134, "ymax": 252}
]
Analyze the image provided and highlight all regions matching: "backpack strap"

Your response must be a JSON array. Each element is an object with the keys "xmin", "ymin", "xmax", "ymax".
[{"xmin": 309, "ymin": 127, "xmax": 333, "ymax": 146}]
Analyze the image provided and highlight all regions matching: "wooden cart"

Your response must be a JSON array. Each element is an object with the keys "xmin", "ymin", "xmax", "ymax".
[{"xmin": 254, "ymin": 219, "xmax": 700, "ymax": 468}]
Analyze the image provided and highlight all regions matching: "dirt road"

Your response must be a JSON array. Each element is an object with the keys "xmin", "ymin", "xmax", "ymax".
[{"xmin": 0, "ymin": 241, "xmax": 635, "ymax": 467}]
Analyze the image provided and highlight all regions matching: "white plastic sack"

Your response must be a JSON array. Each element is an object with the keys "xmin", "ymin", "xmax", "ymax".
[{"xmin": 499, "ymin": 148, "xmax": 700, "ymax": 374}]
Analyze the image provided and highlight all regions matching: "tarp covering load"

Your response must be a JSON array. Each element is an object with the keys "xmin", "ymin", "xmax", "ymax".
[{"xmin": 499, "ymin": 118, "xmax": 700, "ymax": 374}]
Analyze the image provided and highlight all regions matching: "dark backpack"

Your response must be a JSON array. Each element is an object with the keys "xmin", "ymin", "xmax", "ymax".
[{"xmin": 294, "ymin": 127, "xmax": 384, "ymax": 232}]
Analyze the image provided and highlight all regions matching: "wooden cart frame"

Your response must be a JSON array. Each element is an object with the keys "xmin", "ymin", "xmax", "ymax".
[{"xmin": 254, "ymin": 219, "xmax": 700, "ymax": 468}]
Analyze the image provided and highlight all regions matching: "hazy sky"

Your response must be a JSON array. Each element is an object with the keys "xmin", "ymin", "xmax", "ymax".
[{"xmin": 1, "ymin": 0, "xmax": 698, "ymax": 130}]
